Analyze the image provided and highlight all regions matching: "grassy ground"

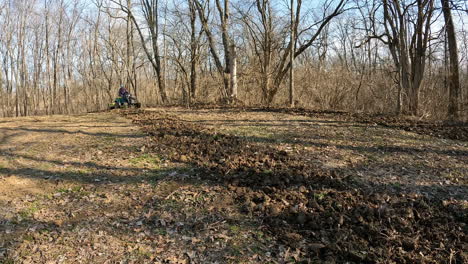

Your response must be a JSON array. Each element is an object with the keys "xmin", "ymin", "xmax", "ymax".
[{"xmin": 0, "ymin": 108, "xmax": 466, "ymax": 263}]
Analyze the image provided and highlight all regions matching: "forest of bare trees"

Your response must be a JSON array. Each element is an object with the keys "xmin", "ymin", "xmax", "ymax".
[{"xmin": 0, "ymin": 0, "xmax": 467, "ymax": 120}]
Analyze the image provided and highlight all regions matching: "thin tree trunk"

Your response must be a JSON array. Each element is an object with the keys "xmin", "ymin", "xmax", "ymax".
[
  {"xmin": 441, "ymin": 0, "xmax": 460, "ymax": 120},
  {"xmin": 230, "ymin": 44, "xmax": 237, "ymax": 99},
  {"xmin": 126, "ymin": 0, "xmax": 137, "ymax": 96},
  {"xmin": 189, "ymin": 0, "xmax": 198, "ymax": 99},
  {"xmin": 289, "ymin": 0, "xmax": 295, "ymax": 107}
]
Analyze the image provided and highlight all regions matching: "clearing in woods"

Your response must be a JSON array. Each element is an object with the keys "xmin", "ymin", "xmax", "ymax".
[{"xmin": 0, "ymin": 107, "xmax": 466, "ymax": 263}]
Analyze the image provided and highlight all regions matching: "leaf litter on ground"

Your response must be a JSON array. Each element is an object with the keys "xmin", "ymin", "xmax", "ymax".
[{"xmin": 0, "ymin": 108, "xmax": 466, "ymax": 263}]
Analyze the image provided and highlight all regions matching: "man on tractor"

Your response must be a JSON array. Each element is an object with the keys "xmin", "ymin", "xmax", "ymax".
[
  {"xmin": 110, "ymin": 84, "xmax": 141, "ymax": 109},
  {"xmin": 118, "ymin": 84, "xmax": 129, "ymax": 102}
]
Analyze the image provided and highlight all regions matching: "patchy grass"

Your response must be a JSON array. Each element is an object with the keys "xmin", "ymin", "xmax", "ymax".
[
  {"xmin": 37, "ymin": 163, "xmax": 55, "ymax": 171},
  {"xmin": 229, "ymin": 224, "xmax": 241, "ymax": 234},
  {"xmin": 56, "ymin": 185, "xmax": 84, "ymax": 194},
  {"xmin": 223, "ymin": 126, "xmax": 277, "ymax": 141},
  {"xmin": 1, "ymin": 258, "xmax": 15, "ymax": 264},
  {"xmin": 102, "ymin": 135, "xmax": 117, "ymax": 143},
  {"xmin": 129, "ymin": 154, "xmax": 161, "ymax": 168},
  {"xmin": 69, "ymin": 168, "xmax": 92, "ymax": 175},
  {"xmin": 18, "ymin": 201, "xmax": 41, "ymax": 219},
  {"xmin": 313, "ymin": 192, "xmax": 327, "ymax": 201}
]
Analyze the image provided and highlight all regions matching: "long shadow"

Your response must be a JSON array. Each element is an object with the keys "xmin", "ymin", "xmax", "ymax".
[
  {"xmin": 182, "ymin": 118, "xmax": 358, "ymax": 125},
  {"xmin": 181, "ymin": 119, "xmax": 369, "ymax": 129},
  {"xmin": 0, "ymin": 165, "xmax": 170, "ymax": 185},
  {"xmin": 0, "ymin": 160, "xmax": 466, "ymax": 263},
  {"xmin": 229, "ymin": 132, "xmax": 467, "ymax": 200},
  {"xmin": 42, "ymin": 120, "xmax": 132, "ymax": 125},
  {"xmin": 312, "ymin": 138, "xmax": 468, "ymax": 157},
  {"xmin": 0, "ymin": 151, "xmax": 153, "ymax": 174},
  {"xmin": 0, "ymin": 131, "xmax": 27, "ymax": 146},
  {"xmin": 0, "ymin": 127, "xmax": 145, "ymax": 139},
  {"xmin": 238, "ymin": 132, "xmax": 468, "ymax": 158},
  {"xmin": 44, "ymin": 124, "xmax": 135, "ymax": 129},
  {"xmin": 176, "ymin": 113, "xmax": 467, "ymax": 153}
]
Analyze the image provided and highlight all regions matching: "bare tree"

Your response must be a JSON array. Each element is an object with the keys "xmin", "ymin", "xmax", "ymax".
[
  {"xmin": 194, "ymin": 0, "xmax": 237, "ymax": 101},
  {"xmin": 241, "ymin": 0, "xmax": 348, "ymax": 104},
  {"xmin": 126, "ymin": 0, "xmax": 138, "ymax": 96},
  {"xmin": 111, "ymin": 0, "xmax": 168, "ymax": 103},
  {"xmin": 241, "ymin": 0, "xmax": 276, "ymax": 103},
  {"xmin": 267, "ymin": 0, "xmax": 347, "ymax": 104},
  {"xmin": 289, "ymin": 0, "xmax": 295, "ymax": 107},
  {"xmin": 189, "ymin": 0, "xmax": 199, "ymax": 99},
  {"xmin": 380, "ymin": 0, "xmax": 435, "ymax": 115},
  {"xmin": 0, "ymin": 1, "xmax": 14, "ymax": 116},
  {"xmin": 441, "ymin": 0, "xmax": 461, "ymax": 120}
]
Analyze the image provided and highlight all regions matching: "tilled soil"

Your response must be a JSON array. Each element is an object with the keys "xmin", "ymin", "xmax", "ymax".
[{"xmin": 126, "ymin": 108, "xmax": 467, "ymax": 263}]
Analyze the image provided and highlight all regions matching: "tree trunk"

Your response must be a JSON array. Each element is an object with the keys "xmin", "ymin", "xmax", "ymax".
[
  {"xmin": 381, "ymin": 0, "xmax": 434, "ymax": 116},
  {"xmin": 441, "ymin": 0, "xmax": 460, "ymax": 120},
  {"xmin": 195, "ymin": 0, "xmax": 233, "ymax": 100},
  {"xmin": 189, "ymin": 0, "xmax": 198, "ymax": 99},
  {"xmin": 126, "ymin": 0, "xmax": 137, "ymax": 96},
  {"xmin": 119, "ymin": 0, "xmax": 168, "ymax": 104},
  {"xmin": 289, "ymin": 0, "xmax": 295, "ymax": 107},
  {"xmin": 230, "ymin": 44, "xmax": 237, "ymax": 99}
]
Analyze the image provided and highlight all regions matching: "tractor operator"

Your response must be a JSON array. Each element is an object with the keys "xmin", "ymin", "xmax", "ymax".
[
  {"xmin": 118, "ymin": 84, "xmax": 129, "ymax": 97},
  {"xmin": 118, "ymin": 85, "xmax": 129, "ymax": 103}
]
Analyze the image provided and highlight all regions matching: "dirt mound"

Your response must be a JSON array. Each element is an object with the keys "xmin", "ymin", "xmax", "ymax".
[{"xmin": 125, "ymin": 109, "xmax": 467, "ymax": 263}]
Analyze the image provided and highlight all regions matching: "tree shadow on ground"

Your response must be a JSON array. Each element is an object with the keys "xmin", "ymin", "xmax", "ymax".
[
  {"xmin": 0, "ymin": 166, "xmax": 161, "ymax": 185},
  {"xmin": 0, "ymin": 127, "xmax": 144, "ymax": 139},
  {"xmin": 183, "ymin": 118, "xmax": 369, "ymax": 128},
  {"xmin": 240, "ymin": 133, "xmax": 468, "ymax": 158},
  {"xmin": 1, "ymin": 151, "xmax": 157, "ymax": 176}
]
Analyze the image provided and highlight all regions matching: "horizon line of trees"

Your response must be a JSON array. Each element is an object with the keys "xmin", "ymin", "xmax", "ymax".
[{"xmin": 0, "ymin": 0, "xmax": 467, "ymax": 120}]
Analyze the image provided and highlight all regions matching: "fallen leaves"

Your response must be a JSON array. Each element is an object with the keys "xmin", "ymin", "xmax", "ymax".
[
  {"xmin": 1, "ymin": 108, "xmax": 466, "ymax": 263},
  {"xmin": 123, "ymin": 109, "xmax": 467, "ymax": 263}
]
